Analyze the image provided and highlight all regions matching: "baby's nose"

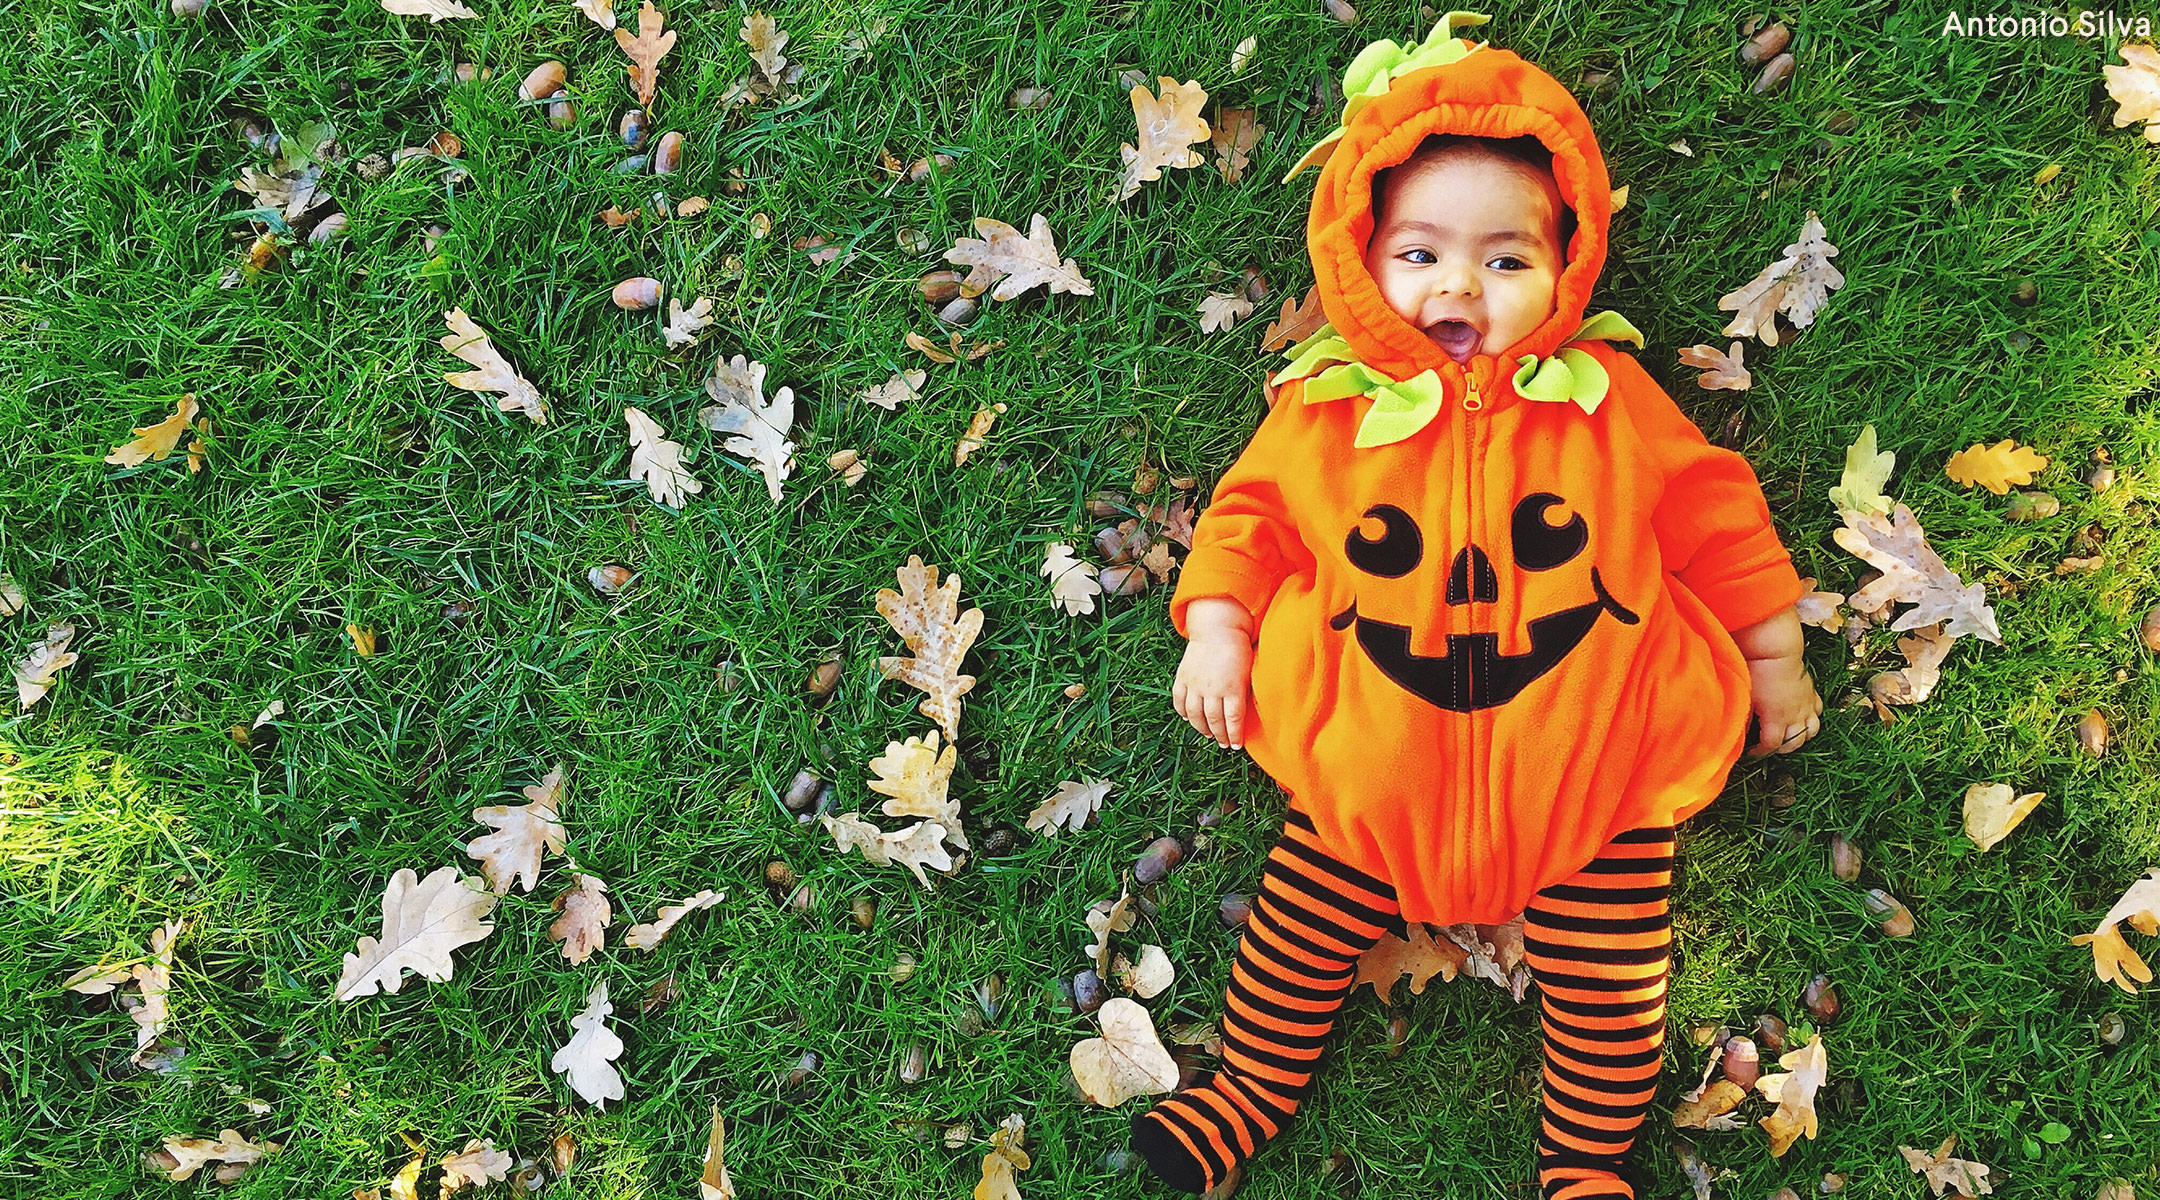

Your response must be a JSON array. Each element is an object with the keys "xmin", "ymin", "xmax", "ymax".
[{"xmin": 1428, "ymin": 257, "xmax": 1481, "ymax": 296}]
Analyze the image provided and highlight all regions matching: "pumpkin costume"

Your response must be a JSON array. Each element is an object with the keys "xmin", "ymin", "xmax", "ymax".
[{"xmin": 1133, "ymin": 12, "xmax": 1804, "ymax": 1197}]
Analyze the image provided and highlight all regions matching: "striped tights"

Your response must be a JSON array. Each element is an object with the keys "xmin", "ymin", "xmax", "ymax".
[{"xmin": 1131, "ymin": 809, "xmax": 1673, "ymax": 1198}]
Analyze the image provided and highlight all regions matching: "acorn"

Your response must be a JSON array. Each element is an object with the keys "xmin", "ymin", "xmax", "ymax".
[
  {"xmin": 918, "ymin": 269, "xmax": 962, "ymax": 306},
  {"xmin": 785, "ymin": 881, "xmax": 815, "ymax": 913},
  {"xmin": 1008, "ymin": 85, "xmax": 1052, "ymax": 110},
  {"xmin": 2141, "ymin": 605, "xmax": 2160, "ymax": 652},
  {"xmin": 356, "ymin": 152, "xmax": 393, "ymax": 182},
  {"xmin": 1688, "ymin": 1021, "xmax": 1723, "ymax": 1047},
  {"xmin": 889, "ymin": 952, "xmax": 917, "ymax": 983},
  {"xmin": 453, "ymin": 62, "xmax": 493, "ymax": 84},
  {"xmin": 805, "ymin": 655, "xmax": 842, "ymax": 702},
  {"xmin": 850, "ymin": 895, "xmax": 877, "ymax": 931},
  {"xmin": 2088, "ymin": 462, "xmax": 2117, "ymax": 492},
  {"xmin": 1737, "ymin": 12, "xmax": 1766, "ymax": 35},
  {"xmin": 1134, "ymin": 836, "xmax": 1184, "ymax": 884},
  {"xmin": 1803, "ymin": 974, "xmax": 1840, "ymax": 1023},
  {"xmin": 1740, "ymin": 21, "xmax": 1791, "ymax": 62},
  {"xmin": 2098, "ymin": 1011, "xmax": 2126, "ymax": 1045},
  {"xmin": 973, "ymin": 974, "xmax": 1005, "ymax": 1022},
  {"xmin": 765, "ymin": 859, "xmax": 798, "ymax": 890},
  {"xmin": 642, "ymin": 973, "xmax": 681, "ymax": 1015},
  {"xmin": 980, "ymin": 826, "xmax": 1017, "ymax": 857},
  {"xmin": 936, "ymin": 296, "xmax": 978, "ymax": 326},
  {"xmin": 783, "ymin": 769, "xmax": 822, "ymax": 811},
  {"xmin": 1829, "ymin": 832, "xmax": 1863, "ymax": 882},
  {"xmin": 1721, "ymin": 1036, "xmax": 1761, "ymax": 1089},
  {"xmin": 2006, "ymin": 329, "xmax": 2035, "ymax": 352},
  {"xmin": 519, "ymin": 61, "xmax": 568, "ymax": 102},
  {"xmin": 1386, "ymin": 1012, "xmax": 1411, "ymax": 1058},
  {"xmin": 619, "ymin": 108, "xmax": 648, "ymax": 150},
  {"xmin": 1864, "ymin": 888, "xmax": 1915, "ymax": 936},
  {"xmin": 898, "ymin": 1041, "xmax": 929, "ymax": 1085},
  {"xmin": 1323, "ymin": 0, "xmax": 1356, "ymax": 22},
  {"xmin": 587, "ymin": 564, "xmax": 636, "ymax": 594},
  {"xmin": 906, "ymin": 153, "xmax": 955, "ymax": 181},
  {"xmin": 171, "ymin": 0, "xmax": 206, "ymax": 16},
  {"xmin": 612, "ymin": 277, "xmax": 662, "ymax": 310},
  {"xmin": 2011, "ymin": 278, "xmax": 2039, "ymax": 306},
  {"xmin": 1751, "ymin": 52, "xmax": 1796, "ymax": 95},
  {"xmin": 1753, "ymin": 1013, "xmax": 1789, "ymax": 1054},
  {"xmin": 1219, "ymin": 893, "xmax": 1254, "ymax": 927},
  {"xmin": 545, "ymin": 93, "xmax": 575, "ymax": 130},
  {"xmin": 784, "ymin": 1050, "xmax": 820, "ymax": 1090},
  {"xmin": 441, "ymin": 598, "xmax": 477, "ymax": 627},
  {"xmin": 2004, "ymin": 490, "xmax": 2060, "ymax": 521},
  {"xmin": 308, "ymin": 212, "xmax": 350, "ymax": 246},
  {"xmin": 1073, "ymin": 969, "xmax": 1108, "ymax": 1012},
  {"xmin": 1820, "ymin": 1173, "xmax": 1849, "ymax": 1193},
  {"xmin": 1198, "ymin": 797, "xmax": 1238, "ymax": 827},
  {"xmin": 2078, "ymin": 708, "xmax": 2110, "ymax": 758},
  {"xmin": 549, "ymin": 1133, "xmax": 576, "ymax": 1174},
  {"xmin": 652, "ymin": 131, "xmax": 685, "ymax": 174}
]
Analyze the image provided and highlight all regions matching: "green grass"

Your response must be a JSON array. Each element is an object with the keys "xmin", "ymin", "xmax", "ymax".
[{"xmin": 4, "ymin": 0, "xmax": 2159, "ymax": 1195}]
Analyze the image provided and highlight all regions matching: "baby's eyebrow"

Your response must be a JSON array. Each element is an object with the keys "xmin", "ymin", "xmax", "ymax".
[{"xmin": 1389, "ymin": 219, "xmax": 1545, "ymax": 245}]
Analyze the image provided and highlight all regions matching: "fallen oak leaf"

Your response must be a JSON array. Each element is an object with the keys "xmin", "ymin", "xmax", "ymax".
[
  {"xmin": 380, "ymin": 0, "xmax": 476, "ymax": 20},
  {"xmin": 614, "ymin": 0, "xmax": 677, "ymax": 110},
  {"xmin": 700, "ymin": 1105, "xmax": 736, "ymax": 1199},
  {"xmin": 549, "ymin": 872, "xmax": 612, "ymax": 964},
  {"xmin": 861, "ymin": 369, "xmax": 926, "ymax": 410},
  {"xmin": 1671, "ymin": 1079, "xmax": 1749, "ymax": 1130},
  {"xmin": 2102, "ymin": 41, "xmax": 2160, "ymax": 143},
  {"xmin": 573, "ymin": 0, "xmax": 614, "ymax": 28},
  {"xmin": 333, "ymin": 866, "xmax": 498, "ymax": 1001},
  {"xmin": 1753, "ymin": 1032, "xmax": 1828, "ymax": 1156},
  {"xmin": 622, "ymin": 889, "xmax": 722, "ymax": 950},
  {"xmin": 905, "ymin": 330, "xmax": 958, "ymax": 364},
  {"xmin": 1833, "ymin": 503, "xmax": 2000, "ymax": 643},
  {"xmin": 625, "ymin": 407, "xmax": 704, "ymax": 508},
  {"xmin": 1828, "ymin": 423, "xmax": 1896, "ymax": 516},
  {"xmin": 866, "ymin": 729, "xmax": 966, "ymax": 850},
  {"xmin": 1026, "ymin": 779, "xmax": 1113, "ymax": 837},
  {"xmin": 974, "ymin": 1113, "xmax": 1030, "ymax": 1200},
  {"xmin": 1084, "ymin": 889, "xmax": 1137, "ymax": 975},
  {"xmin": 439, "ymin": 1139, "xmax": 511, "ymax": 1192},
  {"xmin": 551, "ymin": 979, "xmax": 626, "ymax": 1107},
  {"xmin": 126, "ymin": 918, "xmax": 186, "ymax": 1064},
  {"xmin": 1353, "ymin": 923, "xmax": 1466, "ymax": 1002},
  {"xmin": 465, "ymin": 767, "xmax": 568, "ymax": 894},
  {"xmin": 1042, "ymin": 542, "xmax": 1102, "ymax": 616},
  {"xmin": 1867, "ymin": 621, "xmax": 1953, "ymax": 706},
  {"xmin": 954, "ymin": 402, "xmax": 1007, "ymax": 467},
  {"xmin": 1793, "ymin": 577, "xmax": 1846, "ymax": 632},
  {"xmin": 1962, "ymin": 782, "xmax": 2044, "ymax": 852},
  {"xmin": 105, "ymin": 393, "xmax": 202, "ymax": 467},
  {"xmin": 945, "ymin": 215, "xmax": 1094, "ymax": 301},
  {"xmin": 740, "ymin": 11, "xmax": 789, "ymax": 86},
  {"xmin": 159, "ymin": 1131, "xmax": 281, "ymax": 1182},
  {"xmin": 1677, "ymin": 341, "xmax": 1751, "ymax": 390},
  {"xmin": 1899, "ymin": 1135, "xmax": 1995, "ymax": 1197},
  {"xmin": 440, "ymin": 309, "xmax": 549, "ymax": 424},
  {"xmin": 822, "ymin": 813, "xmax": 955, "ymax": 888},
  {"xmin": 663, "ymin": 297, "xmax": 714, "ymax": 347},
  {"xmin": 1115, "ymin": 78, "xmax": 1210, "ymax": 202},
  {"xmin": 1069, "ymin": 997, "xmax": 1180, "ymax": 1106},
  {"xmin": 1197, "ymin": 290, "xmax": 1254, "ymax": 334},
  {"xmin": 697, "ymin": 355, "xmax": 795, "ymax": 505},
  {"xmin": 1718, "ymin": 210, "xmax": 1844, "ymax": 346},
  {"xmin": 1211, "ymin": 106, "xmax": 1263, "ymax": 184},
  {"xmin": 875, "ymin": 556, "xmax": 982, "ymax": 739},
  {"xmin": 2070, "ymin": 867, "xmax": 2160, "ymax": 994},
  {"xmin": 1944, "ymin": 438, "xmax": 2048, "ymax": 494},
  {"xmin": 1259, "ymin": 285, "xmax": 1325, "ymax": 353},
  {"xmin": 14, "ymin": 621, "xmax": 79, "ymax": 708}
]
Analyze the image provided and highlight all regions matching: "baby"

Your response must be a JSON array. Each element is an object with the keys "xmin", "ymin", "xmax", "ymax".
[{"xmin": 1134, "ymin": 13, "xmax": 1823, "ymax": 1199}]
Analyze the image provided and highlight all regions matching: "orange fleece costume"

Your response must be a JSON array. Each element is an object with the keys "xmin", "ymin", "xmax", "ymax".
[{"xmin": 1169, "ymin": 16, "xmax": 1805, "ymax": 928}]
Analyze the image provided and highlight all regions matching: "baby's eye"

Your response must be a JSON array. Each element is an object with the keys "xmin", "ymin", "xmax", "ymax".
[
  {"xmin": 1488, "ymin": 255, "xmax": 1531, "ymax": 271},
  {"xmin": 1399, "ymin": 248, "xmax": 1436, "ymax": 265}
]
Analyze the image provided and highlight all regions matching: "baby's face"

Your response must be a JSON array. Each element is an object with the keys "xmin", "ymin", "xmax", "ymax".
[{"xmin": 1362, "ymin": 152, "xmax": 1566, "ymax": 365}]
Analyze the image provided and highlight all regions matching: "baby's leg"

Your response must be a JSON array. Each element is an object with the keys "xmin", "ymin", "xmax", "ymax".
[
  {"xmin": 1523, "ymin": 825, "xmax": 1675, "ymax": 1200},
  {"xmin": 1131, "ymin": 807, "xmax": 1400, "ymax": 1194}
]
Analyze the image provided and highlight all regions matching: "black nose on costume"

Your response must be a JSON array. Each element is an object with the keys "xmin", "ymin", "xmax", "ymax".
[{"xmin": 1444, "ymin": 545, "xmax": 1499, "ymax": 605}]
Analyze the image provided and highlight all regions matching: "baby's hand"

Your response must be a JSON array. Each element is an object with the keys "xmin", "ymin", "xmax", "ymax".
[
  {"xmin": 1174, "ymin": 598, "xmax": 1257, "ymax": 749},
  {"xmin": 1745, "ymin": 653, "xmax": 1823, "ymax": 756}
]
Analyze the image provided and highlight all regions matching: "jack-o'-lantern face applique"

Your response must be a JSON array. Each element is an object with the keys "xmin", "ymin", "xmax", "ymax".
[{"xmin": 1327, "ymin": 493, "xmax": 1640, "ymax": 711}]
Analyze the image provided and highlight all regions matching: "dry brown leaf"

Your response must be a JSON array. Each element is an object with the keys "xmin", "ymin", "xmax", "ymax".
[
  {"xmin": 822, "ymin": 813, "xmax": 956, "ymax": 888},
  {"xmin": 1719, "ymin": 211, "xmax": 1844, "ymax": 346},
  {"xmin": 126, "ymin": 918, "xmax": 185, "ymax": 1064},
  {"xmin": 945, "ymin": 215, "xmax": 1094, "ymax": 301},
  {"xmin": 1161, "ymin": 496, "xmax": 1197, "ymax": 548},
  {"xmin": 549, "ymin": 873, "xmax": 612, "ymax": 964},
  {"xmin": 1671, "ymin": 1079, "xmax": 1749, "ymax": 1129},
  {"xmin": 1259, "ymin": 285, "xmax": 1326, "ymax": 353},
  {"xmin": 573, "ymin": 0, "xmax": 615, "ymax": 27},
  {"xmin": 1943, "ymin": 439, "xmax": 2049, "ymax": 494},
  {"xmin": 381, "ymin": 0, "xmax": 475, "ymax": 18},
  {"xmin": 1085, "ymin": 889, "xmax": 1137, "ymax": 974},
  {"xmin": 1899, "ymin": 1135, "xmax": 1995, "ymax": 1197},
  {"xmin": 876, "ymin": 556, "xmax": 983, "ymax": 740},
  {"xmin": 677, "ymin": 196, "xmax": 710, "ymax": 216},
  {"xmin": 1117, "ymin": 944, "xmax": 1175, "ymax": 998},
  {"xmin": 63, "ymin": 960, "xmax": 136, "ymax": 995},
  {"xmin": 1867, "ymin": 621, "xmax": 1954, "ymax": 706},
  {"xmin": 741, "ymin": 12, "xmax": 789, "ymax": 85},
  {"xmin": 1027, "ymin": 779, "xmax": 1113, "ymax": 837},
  {"xmin": 2103, "ymin": 42, "xmax": 2160, "ymax": 143},
  {"xmin": 623, "ymin": 889, "xmax": 722, "ymax": 950},
  {"xmin": 1962, "ymin": 782, "xmax": 2044, "ymax": 852},
  {"xmin": 1353, "ymin": 923, "xmax": 1467, "ymax": 1002},
  {"xmin": 828, "ymin": 448, "xmax": 869, "ymax": 485},
  {"xmin": 1140, "ymin": 540, "xmax": 1177, "ymax": 583},
  {"xmin": 105, "ymin": 393, "xmax": 201, "ymax": 467},
  {"xmin": 2071, "ymin": 867, "xmax": 2160, "ymax": 993},
  {"xmin": 160, "ymin": 1131, "xmax": 280, "ymax": 1181},
  {"xmin": 697, "ymin": 355, "xmax": 796, "ymax": 506},
  {"xmin": 1211, "ymin": 106, "xmax": 1263, "ymax": 184},
  {"xmin": 1116, "ymin": 77, "xmax": 1210, "ymax": 201},
  {"xmin": 867, "ymin": 729, "xmax": 966, "ymax": 850},
  {"xmin": 552, "ymin": 979, "xmax": 626, "ymax": 1107},
  {"xmin": 615, "ymin": 0, "xmax": 677, "ymax": 109},
  {"xmin": 625, "ymin": 406, "xmax": 704, "ymax": 508},
  {"xmin": 15, "ymin": 621, "xmax": 79, "ymax": 708},
  {"xmin": 1042, "ymin": 542, "xmax": 1102, "ymax": 616},
  {"xmin": 234, "ymin": 165, "xmax": 334, "ymax": 224},
  {"xmin": 441, "ymin": 309, "xmax": 549, "ymax": 424},
  {"xmin": 333, "ymin": 866, "xmax": 499, "ymax": 1001},
  {"xmin": 346, "ymin": 624, "xmax": 376, "ymax": 656},
  {"xmin": 1198, "ymin": 290, "xmax": 1254, "ymax": 334},
  {"xmin": 906, "ymin": 330, "xmax": 958, "ymax": 364},
  {"xmin": 2056, "ymin": 555, "xmax": 2105, "ymax": 575},
  {"xmin": 663, "ymin": 297, "xmax": 715, "ymax": 348},
  {"xmin": 439, "ymin": 1139, "xmax": 511, "ymax": 1192},
  {"xmin": 1833, "ymin": 504, "xmax": 2000, "ymax": 643},
  {"xmin": 954, "ymin": 402, "xmax": 1008, "ymax": 467},
  {"xmin": 973, "ymin": 1113, "xmax": 1030, "ymax": 1200},
  {"xmin": 1793, "ymin": 577, "xmax": 1846, "ymax": 633},
  {"xmin": 1754, "ymin": 1033, "xmax": 1827, "ymax": 1156},
  {"xmin": 1070, "ymin": 997, "xmax": 1180, "ymax": 1106},
  {"xmin": 0, "ymin": 572, "xmax": 24, "ymax": 617},
  {"xmin": 700, "ymin": 1105, "xmax": 737, "ymax": 1199},
  {"xmin": 862, "ymin": 369, "xmax": 926, "ymax": 410},
  {"xmin": 388, "ymin": 1152, "xmax": 424, "ymax": 1200},
  {"xmin": 466, "ymin": 767, "xmax": 568, "ymax": 894},
  {"xmin": 1678, "ymin": 341, "xmax": 1752, "ymax": 390}
]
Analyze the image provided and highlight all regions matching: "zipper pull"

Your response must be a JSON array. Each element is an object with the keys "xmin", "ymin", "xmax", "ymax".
[{"xmin": 1462, "ymin": 379, "xmax": 1483, "ymax": 411}]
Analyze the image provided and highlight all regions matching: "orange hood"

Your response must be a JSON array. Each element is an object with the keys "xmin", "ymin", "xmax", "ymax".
[{"xmin": 1297, "ymin": 14, "xmax": 1613, "ymax": 407}]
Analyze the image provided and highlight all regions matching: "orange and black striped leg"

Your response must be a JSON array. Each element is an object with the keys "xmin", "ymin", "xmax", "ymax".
[
  {"xmin": 1131, "ymin": 809, "xmax": 1401, "ymax": 1194},
  {"xmin": 1524, "ymin": 825, "xmax": 1675, "ymax": 1200}
]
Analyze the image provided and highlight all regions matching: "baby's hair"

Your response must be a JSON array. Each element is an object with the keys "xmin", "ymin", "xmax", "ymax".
[{"xmin": 1370, "ymin": 133, "xmax": 1579, "ymax": 249}]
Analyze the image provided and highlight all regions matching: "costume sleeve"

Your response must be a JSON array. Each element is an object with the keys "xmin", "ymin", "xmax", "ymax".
[
  {"xmin": 1169, "ymin": 384, "xmax": 1314, "ymax": 638},
  {"xmin": 1615, "ymin": 351, "xmax": 1805, "ymax": 632}
]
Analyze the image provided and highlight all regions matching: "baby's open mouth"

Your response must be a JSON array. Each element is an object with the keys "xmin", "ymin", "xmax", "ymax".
[{"xmin": 1427, "ymin": 318, "xmax": 1482, "ymax": 361}]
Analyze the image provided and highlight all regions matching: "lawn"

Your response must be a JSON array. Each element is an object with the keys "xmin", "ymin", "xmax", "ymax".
[{"xmin": 3, "ymin": 0, "xmax": 2159, "ymax": 1195}]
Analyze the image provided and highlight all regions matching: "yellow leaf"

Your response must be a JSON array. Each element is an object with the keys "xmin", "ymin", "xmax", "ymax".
[
  {"xmin": 346, "ymin": 624, "xmax": 376, "ymax": 656},
  {"xmin": 1259, "ymin": 285, "xmax": 1326, "ymax": 353},
  {"xmin": 1943, "ymin": 438, "xmax": 2048, "ymax": 494},
  {"xmin": 1961, "ymin": 782, "xmax": 2044, "ymax": 851},
  {"xmin": 1069, "ymin": 998, "xmax": 1179, "ymax": 1106},
  {"xmin": 105, "ymin": 394, "xmax": 201, "ymax": 467},
  {"xmin": 614, "ymin": 0, "xmax": 677, "ymax": 109},
  {"xmin": 973, "ymin": 1114, "xmax": 1030, "ymax": 1200},
  {"xmin": 1352, "ymin": 923, "xmax": 1466, "ymax": 1002},
  {"xmin": 700, "ymin": 1106, "xmax": 737, "ymax": 1199},
  {"xmin": 1115, "ymin": 78, "xmax": 1210, "ymax": 201},
  {"xmin": 2070, "ymin": 867, "xmax": 2160, "ymax": 994},
  {"xmin": 2102, "ymin": 42, "xmax": 2160, "ymax": 143},
  {"xmin": 1827, "ymin": 423, "xmax": 1895, "ymax": 515},
  {"xmin": 954, "ymin": 402, "xmax": 1007, "ymax": 468},
  {"xmin": 875, "ymin": 556, "xmax": 983, "ymax": 739}
]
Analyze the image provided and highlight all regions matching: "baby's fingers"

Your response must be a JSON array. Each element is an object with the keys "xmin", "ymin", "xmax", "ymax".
[
  {"xmin": 1221, "ymin": 692, "xmax": 1245, "ymax": 750},
  {"xmin": 1202, "ymin": 694, "xmax": 1230, "ymax": 747}
]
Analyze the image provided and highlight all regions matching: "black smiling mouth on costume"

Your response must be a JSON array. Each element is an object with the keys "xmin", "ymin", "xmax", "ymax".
[{"xmin": 1328, "ymin": 496, "xmax": 1639, "ymax": 712}]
